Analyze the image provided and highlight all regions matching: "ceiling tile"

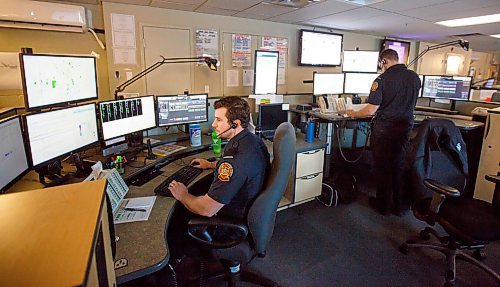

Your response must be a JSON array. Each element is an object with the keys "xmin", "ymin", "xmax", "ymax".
[
  {"xmin": 195, "ymin": 5, "xmax": 239, "ymax": 16},
  {"xmin": 203, "ymin": 0, "xmax": 262, "ymax": 11},
  {"xmin": 53, "ymin": 0, "xmax": 100, "ymax": 4},
  {"xmin": 369, "ymin": 0, "xmax": 455, "ymax": 12},
  {"xmin": 150, "ymin": 0, "xmax": 197, "ymax": 11},
  {"xmin": 268, "ymin": 0, "xmax": 356, "ymax": 23},
  {"xmin": 232, "ymin": 12, "xmax": 269, "ymax": 20},
  {"xmin": 401, "ymin": 1, "xmax": 500, "ymax": 22},
  {"xmin": 102, "ymin": 0, "xmax": 153, "ymax": 5},
  {"xmin": 242, "ymin": 3, "xmax": 298, "ymax": 17},
  {"xmin": 157, "ymin": 0, "xmax": 205, "ymax": 4},
  {"xmin": 310, "ymin": 7, "xmax": 386, "ymax": 27}
]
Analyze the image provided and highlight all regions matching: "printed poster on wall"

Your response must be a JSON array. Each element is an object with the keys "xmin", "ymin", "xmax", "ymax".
[
  {"xmin": 111, "ymin": 13, "xmax": 137, "ymax": 65},
  {"xmin": 195, "ymin": 29, "xmax": 219, "ymax": 62},
  {"xmin": 261, "ymin": 36, "xmax": 288, "ymax": 84},
  {"xmin": 232, "ymin": 34, "xmax": 252, "ymax": 67}
]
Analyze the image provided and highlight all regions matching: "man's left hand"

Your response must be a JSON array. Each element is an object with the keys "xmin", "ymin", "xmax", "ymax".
[{"xmin": 168, "ymin": 180, "xmax": 188, "ymax": 200}]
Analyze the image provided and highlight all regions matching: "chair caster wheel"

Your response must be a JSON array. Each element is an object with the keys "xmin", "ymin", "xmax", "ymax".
[
  {"xmin": 399, "ymin": 244, "xmax": 409, "ymax": 255},
  {"xmin": 472, "ymin": 249, "xmax": 486, "ymax": 261},
  {"xmin": 419, "ymin": 230, "xmax": 431, "ymax": 240}
]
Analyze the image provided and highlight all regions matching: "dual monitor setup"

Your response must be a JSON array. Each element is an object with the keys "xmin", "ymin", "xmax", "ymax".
[{"xmin": 0, "ymin": 52, "xmax": 209, "ymax": 192}]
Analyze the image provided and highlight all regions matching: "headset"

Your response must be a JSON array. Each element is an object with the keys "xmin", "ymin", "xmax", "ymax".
[{"xmin": 216, "ymin": 121, "xmax": 237, "ymax": 137}]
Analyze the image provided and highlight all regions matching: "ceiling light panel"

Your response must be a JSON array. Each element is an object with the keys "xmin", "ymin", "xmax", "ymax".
[{"xmin": 436, "ymin": 13, "xmax": 500, "ymax": 27}]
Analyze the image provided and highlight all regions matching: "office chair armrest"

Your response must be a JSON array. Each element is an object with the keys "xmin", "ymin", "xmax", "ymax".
[
  {"xmin": 187, "ymin": 217, "xmax": 248, "ymax": 249},
  {"xmin": 485, "ymin": 175, "xmax": 500, "ymax": 184},
  {"xmin": 423, "ymin": 179, "xmax": 461, "ymax": 197}
]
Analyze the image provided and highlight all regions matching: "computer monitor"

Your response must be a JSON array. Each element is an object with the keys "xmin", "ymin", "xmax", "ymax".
[
  {"xmin": 99, "ymin": 96, "xmax": 156, "ymax": 141},
  {"xmin": 380, "ymin": 39, "xmax": 410, "ymax": 65},
  {"xmin": 342, "ymin": 50, "xmax": 379, "ymax": 73},
  {"xmin": 20, "ymin": 53, "xmax": 98, "ymax": 110},
  {"xmin": 313, "ymin": 72, "xmax": 345, "ymax": 95},
  {"xmin": 299, "ymin": 29, "xmax": 343, "ymax": 66},
  {"xmin": 24, "ymin": 104, "xmax": 99, "ymax": 167},
  {"xmin": 254, "ymin": 50, "xmax": 279, "ymax": 95},
  {"xmin": 0, "ymin": 116, "xmax": 29, "ymax": 192},
  {"xmin": 421, "ymin": 75, "xmax": 472, "ymax": 101},
  {"xmin": 485, "ymin": 78, "xmax": 494, "ymax": 88},
  {"xmin": 344, "ymin": 72, "xmax": 380, "ymax": 94},
  {"xmin": 258, "ymin": 103, "xmax": 288, "ymax": 132},
  {"xmin": 156, "ymin": 94, "xmax": 208, "ymax": 127}
]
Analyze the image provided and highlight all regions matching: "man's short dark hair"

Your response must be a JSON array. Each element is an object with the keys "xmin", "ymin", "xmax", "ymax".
[
  {"xmin": 214, "ymin": 96, "xmax": 250, "ymax": 128},
  {"xmin": 380, "ymin": 49, "xmax": 399, "ymax": 62}
]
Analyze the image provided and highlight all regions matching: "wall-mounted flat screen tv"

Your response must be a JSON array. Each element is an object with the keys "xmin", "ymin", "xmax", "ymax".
[
  {"xmin": 299, "ymin": 30, "xmax": 343, "ymax": 66},
  {"xmin": 380, "ymin": 39, "xmax": 410, "ymax": 65}
]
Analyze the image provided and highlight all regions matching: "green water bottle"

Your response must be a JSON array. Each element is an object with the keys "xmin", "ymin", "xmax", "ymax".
[{"xmin": 211, "ymin": 130, "xmax": 222, "ymax": 155}]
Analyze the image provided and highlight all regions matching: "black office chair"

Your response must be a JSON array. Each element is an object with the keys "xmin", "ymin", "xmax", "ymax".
[
  {"xmin": 401, "ymin": 118, "xmax": 500, "ymax": 287},
  {"xmin": 491, "ymin": 92, "xmax": 500, "ymax": 103},
  {"xmin": 187, "ymin": 122, "xmax": 296, "ymax": 287}
]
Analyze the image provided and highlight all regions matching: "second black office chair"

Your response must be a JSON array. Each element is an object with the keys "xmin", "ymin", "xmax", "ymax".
[
  {"xmin": 187, "ymin": 122, "xmax": 296, "ymax": 287},
  {"xmin": 401, "ymin": 118, "xmax": 500, "ymax": 287}
]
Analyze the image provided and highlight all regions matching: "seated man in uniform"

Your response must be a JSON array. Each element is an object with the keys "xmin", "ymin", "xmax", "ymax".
[{"xmin": 167, "ymin": 96, "xmax": 270, "ymax": 261}]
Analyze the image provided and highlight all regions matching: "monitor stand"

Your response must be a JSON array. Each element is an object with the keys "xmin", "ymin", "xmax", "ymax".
[{"xmin": 35, "ymin": 160, "xmax": 73, "ymax": 188}]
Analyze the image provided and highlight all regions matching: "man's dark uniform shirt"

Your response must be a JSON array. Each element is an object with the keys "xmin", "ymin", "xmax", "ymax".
[
  {"xmin": 208, "ymin": 128, "xmax": 270, "ymax": 220},
  {"xmin": 367, "ymin": 64, "xmax": 421, "ymax": 123}
]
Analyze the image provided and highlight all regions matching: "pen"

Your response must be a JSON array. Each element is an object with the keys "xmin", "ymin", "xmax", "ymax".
[{"xmin": 124, "ymin": 207, "xmax": 147, "ymax": 212}]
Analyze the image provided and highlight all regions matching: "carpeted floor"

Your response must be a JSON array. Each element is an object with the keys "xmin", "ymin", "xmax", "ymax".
[{"xmin": 121, "ymin": 192, "xmax": 500, "ymax": 287}]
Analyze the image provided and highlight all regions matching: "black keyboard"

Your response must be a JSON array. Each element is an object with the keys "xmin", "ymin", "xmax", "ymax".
[{"xmin": 154, "ymin": 166, "xmax": 203, "ymax": 197}]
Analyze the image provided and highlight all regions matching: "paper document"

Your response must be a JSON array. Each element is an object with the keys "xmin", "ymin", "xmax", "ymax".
[{"xmin": 114, "ymin": 196, "xmax": 157, "ymax": 224}]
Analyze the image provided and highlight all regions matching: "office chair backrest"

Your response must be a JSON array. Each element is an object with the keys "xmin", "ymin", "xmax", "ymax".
[
  {"xmin": 248, "ymin": 122, "xmax": 296, "ymax": 254},
  {"xmin": 408, "ymin": 118, "xmax": 468, "ymax": 202}
]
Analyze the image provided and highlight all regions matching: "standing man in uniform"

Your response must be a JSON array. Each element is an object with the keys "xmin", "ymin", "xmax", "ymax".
[
  {"xmin": 167, "ymin": 96, "xmax": 270, "ymax": 261},
  {"xmin": 346, "ymin": 49, "xmax": 421, "ymax": 215}
]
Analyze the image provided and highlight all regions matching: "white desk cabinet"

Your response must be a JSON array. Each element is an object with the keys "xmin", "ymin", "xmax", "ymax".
[{"xmin": 293, "ymin": 148, "xmax": 325, "ymax": 203}]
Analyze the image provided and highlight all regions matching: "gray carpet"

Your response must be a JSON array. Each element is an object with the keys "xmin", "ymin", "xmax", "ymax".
[{"xmin": 122, "ymin": 193, "xmax": 500, "ymax": 287}]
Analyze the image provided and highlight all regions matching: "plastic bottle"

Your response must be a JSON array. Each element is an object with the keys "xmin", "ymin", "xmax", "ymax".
[
  {"xmin": 211, "ymin": 130, "xmax": 222, "ymax": 155},
  {"xmin": 306, "ymin": 120, "xmax": 315, "ymax": 143}
]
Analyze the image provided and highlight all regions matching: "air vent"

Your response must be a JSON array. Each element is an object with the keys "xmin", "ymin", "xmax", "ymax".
[{"xmin": 264, "ymin": 0, "xmax": 321, "ymax": 8}]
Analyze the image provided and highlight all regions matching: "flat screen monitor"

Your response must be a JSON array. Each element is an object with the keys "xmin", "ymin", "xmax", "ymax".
[
  {"xmin": 313, "ymin": 73, "xmax": 345, "ymax": 95},
  {"xmin": 157, "ymin": 94, "xmax": 208, "ymax": 127},
  {"xmin": 0, "ymin": 116, "xmax": 29, "ymax": 192},
  {"xmin": 25, "ymin": 104, "xmax": 99, "ymax": 167},
  {"xmin": 20, "ymin": 53, "xmax": 98, "ymax": 110},
  {"xmin": 485, "ymin": 78, "xmax": 494, "ymax": 88},
  {"xmin": 344, "ymin": 73, "xmax": 380, "ymax": 94},
  {"xmin": 254, "ymin": 50, "xmax": 279, "ymax": 95},
  {"xmin": 421, "ymin": 75, "xmax": 472, "ymax": 101},
  {"xmin": 258, "ymin": 103, "xmax": 288, "ymax": 132},
  {"xmin": 380, "ymin": 39, "xmax": 411, "ymax": 65},
  {"xmin": 299, "ymin": 30, "xmax": 343, "ymax": 66},
  {"xmin": 99, "ymin": 95, "xmax": 156, "ymax": 141},
  {"xmin": 342, "ymin": 50, "xmax": 379, "ymax": 73}
]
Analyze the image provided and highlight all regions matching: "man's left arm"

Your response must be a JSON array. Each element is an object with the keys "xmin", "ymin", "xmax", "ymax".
[{"xmin": 346, "ymin": 104, "xmax": 379, "ymax": 118}]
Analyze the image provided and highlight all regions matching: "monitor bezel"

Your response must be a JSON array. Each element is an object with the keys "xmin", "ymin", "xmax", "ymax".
[
  {"xmin": 380, "ymin": 39, "xmax": 411, "ymax": 65},
  {"xmin": 342, "ymin": 50, "xmax": 379, "ymax": 73},
  {"xmin": 421, "ymin": 75, "xmax": 473, "ymax": 102},
  {"xmin": 23, "ymin": 103, "xmax": 100, "ymax": 168},
  {"xmin": 253, "ymin": 50, "xmax": 280, "ymax": 95},
  {"xmin": 98, "ymin": 95, "xmax": 157, "ymax": 141},
  {"xmin": 313, "ymin": 72, "xmax": 345, "ymax": 95},
  {"xmin": 343, "ymin": 72, "xmax": 381, "ymax": 94},
  {"xmin": 20, "ymin": 53, "xmax": 99, "ymax": 111},
  {"xmin": 299, "ymin": 29, "xmax": 343, "ymax": 67},
  {"xmin": 155, "ymin": 93, "xmax": 209, "ymax": 127},
  {"xmin": 0, "ymin": 115, "xmax": 31, "ymax": 193},
  {"xmin": 257, "ymin": 103, "xmax": 288, "ymax": 132}
]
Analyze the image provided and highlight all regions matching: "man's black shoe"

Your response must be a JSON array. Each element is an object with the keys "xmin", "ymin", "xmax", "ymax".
[{"xmin": 369, "ymin": 196, "xmax": 389, "ymax": 216}]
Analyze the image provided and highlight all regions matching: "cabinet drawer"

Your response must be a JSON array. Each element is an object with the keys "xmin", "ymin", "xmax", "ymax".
[
  {"xmin": 294, "ymin": 172, "xmax": 322, "ymax": 202},
  {"xmin": 296, "ymin": 149, "xmax": 325, "ymax": 178}
]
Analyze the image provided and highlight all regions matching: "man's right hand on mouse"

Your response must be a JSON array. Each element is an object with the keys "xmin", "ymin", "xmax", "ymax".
[{"xmin": 191, "ymin": 158, "xmax": 216, "ymax": 169}]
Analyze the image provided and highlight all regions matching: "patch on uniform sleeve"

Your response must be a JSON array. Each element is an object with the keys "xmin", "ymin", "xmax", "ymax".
[
  {"xmin": 217, "ymin": 162, "xmax": 233, "ymax": 182},
  {"xmin": 371, "ymin": 81, "xmax": 379, "ymax": 92}
]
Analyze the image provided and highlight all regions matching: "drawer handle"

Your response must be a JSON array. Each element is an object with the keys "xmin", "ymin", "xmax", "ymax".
[
  {"xmin": 299, "ymin": 173, "xmax": 320, "ymax": 180},
  {"xmin": 303, "ymin": 149, "xmax": 321, "ymax": 155}
]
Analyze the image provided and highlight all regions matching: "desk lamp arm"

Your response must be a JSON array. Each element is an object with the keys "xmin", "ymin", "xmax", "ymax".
[{"xmin": 407, "ymin": 39, "xmax": 469, "ymax": 68}]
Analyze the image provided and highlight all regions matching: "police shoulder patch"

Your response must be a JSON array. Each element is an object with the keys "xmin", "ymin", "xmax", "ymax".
[
  {"xmin": 217, "ymin": 162, "xmax": 233, "ymax": 182},
  {"xmin": 371, "ymin": 81, "xmax": 379, "ymax": 92}
]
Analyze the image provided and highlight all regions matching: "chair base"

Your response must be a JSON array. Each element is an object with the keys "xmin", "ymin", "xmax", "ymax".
[
  {"xmin": 399, "ymin": 227, "xmax": 500, "ymax": 286},
  {"xmin": 187, "ymin": 261, "xmax": 280, "ymax": 287}
]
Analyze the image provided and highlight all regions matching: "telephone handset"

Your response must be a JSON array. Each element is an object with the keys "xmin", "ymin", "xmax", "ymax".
[{"xmin": 318, "ymin": 96, "xmax": 332, "ymax": 113}]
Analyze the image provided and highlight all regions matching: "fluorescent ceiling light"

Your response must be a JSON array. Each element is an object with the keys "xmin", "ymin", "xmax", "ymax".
[
  {"xmin": 436, "ymin": 13, "xmax": 500, "ymax": 27},
  {"xmin": 490, "ymin": 34, "xmax": 500, "ymax": 38}
]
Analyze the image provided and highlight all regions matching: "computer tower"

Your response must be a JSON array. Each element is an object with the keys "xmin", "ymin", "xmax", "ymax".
[{"xmin": 474, "ymin": 107, "xmax": 500, "ymax": 203}]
